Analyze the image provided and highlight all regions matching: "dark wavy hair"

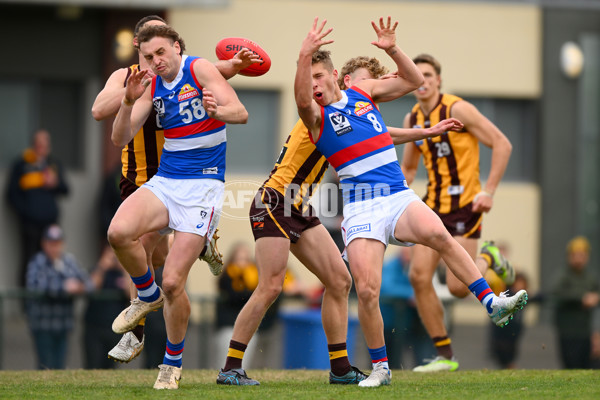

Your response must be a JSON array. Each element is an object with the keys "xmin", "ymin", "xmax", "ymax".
[
  {"xmin": 133, "ymin": 15, "xmax": 166, "ymax": 37},
  {"xmin": 136, "ymin": 24, "xmax": 186, "ymax": 55}
]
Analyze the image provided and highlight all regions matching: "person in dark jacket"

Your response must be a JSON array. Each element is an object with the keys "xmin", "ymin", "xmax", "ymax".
[
  {"xmin": 6, "ymin": 129, "xmax": 69, "ymax": 287},
  {"xmin": 26, "ymin": 224, "xmax": 93, "ymax": 369},
  {"xmin": 553, "ymin": 236, "xmax": 600, "ymax": 369}
]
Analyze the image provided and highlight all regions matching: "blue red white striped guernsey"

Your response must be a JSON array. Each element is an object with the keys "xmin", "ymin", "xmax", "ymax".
[
  {"xmin": 151, "ymin": 55, "xmax": 227, "ymax": 181},
  {"xmin": 312, "ymin": 87, "xmax": 409, "ymax": 204}
]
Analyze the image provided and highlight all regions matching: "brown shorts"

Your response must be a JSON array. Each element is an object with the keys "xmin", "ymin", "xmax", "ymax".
[
  {"xmin": 119, "ymin": 175, "xmax": 140, "ymax": 201},
  {"xmin": 435, "ymin": 202, "xmax": 483, "ymax": 239},
  {"xmin": 249, "ymin": 187, "xmax": 321, "ymax": 243}
]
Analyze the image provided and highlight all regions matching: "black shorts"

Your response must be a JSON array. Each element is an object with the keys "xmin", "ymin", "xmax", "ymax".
[
  {"xmin": 436, "ymin": 202, "xmax": 483, "ymax": 239},
  {"xmin": 119, "ymin": 175, "xmax": 140, "ymax": 201},
  {"xmin": 249, "ymin": 187, "xmax": 321, "ymax": 243}
]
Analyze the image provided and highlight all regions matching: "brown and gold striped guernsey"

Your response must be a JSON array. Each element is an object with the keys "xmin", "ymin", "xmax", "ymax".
[
  {"xmin": 121, "ymin": 65, "xmax": 165, "ymax": 187},
  {"xmin": 263, "ymin": 119, "xmax": 329, "ymax": 207},
  {"xmin": 410, "ymin": 93, "xmax": 481, "ymax": 214}
]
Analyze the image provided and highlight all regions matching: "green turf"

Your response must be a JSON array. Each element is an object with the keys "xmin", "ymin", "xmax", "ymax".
[{"xmin": 0, "ymin": 369, "xmax": 598, "ymax": 399}]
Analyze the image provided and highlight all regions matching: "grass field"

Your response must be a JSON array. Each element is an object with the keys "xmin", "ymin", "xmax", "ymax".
[{"xmin": 0, "ymin": 369, "xmax": 599, "ymax": 399}]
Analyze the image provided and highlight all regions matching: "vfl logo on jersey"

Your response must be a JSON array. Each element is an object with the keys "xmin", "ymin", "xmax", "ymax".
[
  {"xmin": 153, "ymin": 97, "xmax": 165, "ymax": 118},
  {"xmin": 329, "ymin": 112, "xmax": 353, "ymax": 136},
  {"xmin": 354, "ymin": 101, "xmax": 373, "ymax": 117},
  {"xmin": 178, "ymin": 84, "xmax": 199, "ymax": 102}
]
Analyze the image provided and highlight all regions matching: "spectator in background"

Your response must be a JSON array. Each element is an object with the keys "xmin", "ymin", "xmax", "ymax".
[
  {"xmin": 380, "ymin": 247, "xmax": 435, "ymax": 369},
  {"xmin": 25, "ymin": 224, "xmax": 93, "ymax": 369},
  {"xmin": 83, "ymin": 245, "xmax": 129, "ymax": 369},
  {"xmin": 553, "ymin": 236, "xmax": 600, "ymax": 369},
  {"xmin": 6, "ymin": 129, "xmax": 70, "ymax": 287}
]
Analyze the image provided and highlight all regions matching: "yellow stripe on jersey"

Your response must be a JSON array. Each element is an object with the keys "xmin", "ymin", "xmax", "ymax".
[
  {"xmin": 411, "ymin": 94, "xmax": 481, "ymax": 214},
  {"xmin": 264, "ymin": 119, "xmax": 329, "ymax": 206}
]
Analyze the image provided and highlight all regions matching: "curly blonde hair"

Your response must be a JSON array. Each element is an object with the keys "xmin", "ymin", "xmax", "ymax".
[{"xmin": 338, "ymin": 56, "xmax": 389, "ymax": 90}]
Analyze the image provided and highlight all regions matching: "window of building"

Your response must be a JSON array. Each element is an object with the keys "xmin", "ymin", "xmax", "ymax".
[
  {"xmin": 0, "ymin": 79, "xmax": 84, "ymax": 170},
  {"xmin": 225, "ymin": 89, "xmax": 280, "ymax": 174}
]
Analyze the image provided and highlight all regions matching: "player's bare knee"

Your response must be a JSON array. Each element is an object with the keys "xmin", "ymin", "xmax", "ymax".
[
  {"xmin": 161, "ymin": 275, "xmax": 185, "ymax": 299},
  {"xmin": 323, "ymin": 270, "xmax": 352, "ymax": 296},
  {"xmin": 107, "ymin": 222, "xmax": 131, "ymax": 250},
  {"xmin": 354, "ymin": 282, "xmax": 378, "ymax": 306},
  {"xmin": 425, "ymin": 229, "xmax": 453, "ymax": 252},
  {"xmin": 257, "ymin": 283, "xmax": 283, "ymax": 305},
  {"xmin": 409, "ymin": 267, "xmax": 432, "ymax": 289}
]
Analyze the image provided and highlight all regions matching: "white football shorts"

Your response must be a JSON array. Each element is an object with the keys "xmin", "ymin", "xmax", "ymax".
[
  {"xmin": 341, "ymin": 188, "xmax": 421, "ymax": 249},
  {"xmin": 142, "ymin": 175, "xmax": 223, "ymax": 240}
]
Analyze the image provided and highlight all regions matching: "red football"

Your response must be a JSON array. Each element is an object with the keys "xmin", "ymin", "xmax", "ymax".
[{"xmin": 215, "ymin": 37, "xmax": 271, "ymax": 77}]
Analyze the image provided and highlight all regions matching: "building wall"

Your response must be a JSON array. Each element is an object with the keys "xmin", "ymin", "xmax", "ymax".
[{"xmin": 541, "ymin": 8, "xmax": 600, "ymax": 293}]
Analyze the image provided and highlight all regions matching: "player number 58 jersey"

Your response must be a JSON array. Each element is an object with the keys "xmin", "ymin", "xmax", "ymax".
[{"xmin": 152, "ymin": 55, "xmax": 227, "ymax": 181}]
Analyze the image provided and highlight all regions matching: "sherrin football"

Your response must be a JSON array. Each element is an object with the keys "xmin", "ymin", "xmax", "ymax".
[{"xmin": 215, "ymin": 37, "xmax": 271, "ymax": 77}]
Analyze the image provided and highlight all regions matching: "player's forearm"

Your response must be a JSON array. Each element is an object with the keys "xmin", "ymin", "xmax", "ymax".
[
  {"xmin": 294, "ymin": 53, "xmax": 314, "ymax": 112},
  {"xmin": 484, "ymin": 137, "xmax": 512, "ymax": 194},
  {"xmin": 214, "ymin": 60, "xmax": 240, "ymax": 81},
  {"xmin": 216, "ymin": 103, "xmax": 248, "ymax": 124},
  {"xmin": 387, "ymin": 45, "xmax": 423, "ymax": 90},
  {"xmin": 111, "ymin": 99, "xmax": 136, "ymax": 147},
  {"xmin": 92, "ymin": 87, "xmax": 126, "ymax": 121},
  {"xmin": 402, "ymin": 164, "xmax": 417, "ymax": 185},
  {"xmin": 389, "ymin": 126, "xmax": 437, "ymax": 145}
]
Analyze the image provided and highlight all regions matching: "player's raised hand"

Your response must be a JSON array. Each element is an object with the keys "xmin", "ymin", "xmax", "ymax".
[
  {"xmin": 371, "ymin": 16, "xmax": 398, "ymax": 51},
  {"xmin": 231, "ymin": 48, "xmax": 262, "ymax": 71},
  {"xmin": 300, "ymin": 17, "xmax": 334, "ymax": 56},
  {"xmin": 428, "ymin": 118, "xmax": 464, "ymax": 135},
  {"xmin": 124, "ymin": 68, "xmax": 151, "ymax": 104}
]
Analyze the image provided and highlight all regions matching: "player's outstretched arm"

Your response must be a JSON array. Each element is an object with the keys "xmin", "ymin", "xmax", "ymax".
[
  {"xmin": 294, "ymin": 17, "xmax": 333, "ymax": 137},
  {"xmin": 362, "ymin": 16, "xmax": 423, "ymax": 103},
  {"xmin": 399, "ymin": 112, "xmax": 421, "ymax": 186},
  {"xmin": 92, "ymin": 68, "xmax": 128, "ymax": 121},
  {"xmin": 389, "ymin": 118, "xmax": 463, "ymax": 145},
  {"xmin": 194, "ymin": 58, "xmax": 248, "ymax": 124},
  {"xmin": 111, "ymin": 68, "xmax": 153, "ymax": 147},
  {"xmin": 452, "ymin": 100, "xmax": 512, "ymax": 212}
]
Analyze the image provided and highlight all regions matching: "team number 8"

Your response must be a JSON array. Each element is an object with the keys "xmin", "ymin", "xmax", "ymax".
[{"xmin": 367, "ymin": 113, "xmax": 382, "ymax": 132}]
